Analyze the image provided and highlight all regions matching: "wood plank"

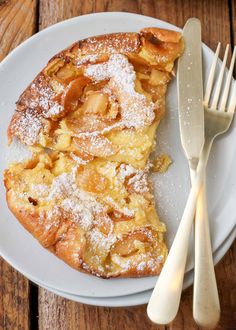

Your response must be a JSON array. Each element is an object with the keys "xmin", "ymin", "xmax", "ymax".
[
  {"xmin": 0, "ymin": 260, "xmax": 30, "ymax": 330},
  {"xmin": 39, "ymin": 1, "xmax": 82, "ymax": 29},
  {"xmin": 232, "ymin": 0, "xmax": 236, "ymax": 41},
  {"xmin": 38, "ymin": 1, "xmax": 235, "ymax": 329},
  {"xmin": 39, "ymin": 290, "xmax": 166, "ymax": 330},
  {"xmin": 232, "ymin": 0, "xmax": 236, "ymax": 76},
  {"xmin": 0, "ymin": 1, "xmax": 37, "ymax": 329},
  {"xmin": 215, "ymin": 242, "xmax": 236, "ymax": 329},
  {"xmin": 0, "ymin": 0, "xmax": 38, "ymax": 61}
]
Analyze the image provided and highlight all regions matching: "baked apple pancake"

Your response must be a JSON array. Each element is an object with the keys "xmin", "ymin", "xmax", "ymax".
[
  {"xmin": 5, "ymin": 27, "xmax": 183, "ymax": 277},
  {"xmin": 4, "ymin": 152, "xmax": 167, "ymax": 277}
]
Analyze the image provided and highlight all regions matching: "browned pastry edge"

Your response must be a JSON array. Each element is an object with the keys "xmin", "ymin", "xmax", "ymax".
[
  {"xmin": 5, "ymin": 188, "xmax": 165, "ymax": 278},
  {"xmin": 5, "ymin": 27, "xmax": 182, "ymax": 278},
  {"xmin": 7, "ymin": 27, "xmax": 183, "ymax": 145}
]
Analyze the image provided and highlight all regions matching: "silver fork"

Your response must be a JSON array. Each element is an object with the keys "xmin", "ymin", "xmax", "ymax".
[
  {"xmin": 193, "ymin": 43, "xmax": 236, "ymax": 328},
  {"xmin": 147, "ymin": 44, "xmax": 236, "ymax": 325}
]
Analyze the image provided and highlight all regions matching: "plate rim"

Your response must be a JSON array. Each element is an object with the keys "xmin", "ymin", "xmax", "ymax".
[{"xmin": 33, "ymin": 227, "xmax": 236, "ymax": 307}]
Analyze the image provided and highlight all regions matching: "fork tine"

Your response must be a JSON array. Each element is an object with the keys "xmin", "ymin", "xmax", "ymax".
[
  {"xmin": 211, "ymin": 44, "xmax": 230, "ymax": 110},
  {"xmin": 227, "ymin": 79, "xmax": 236, "ymax": 113},
  {"xmin": 219, "ymin": 46, "xmax": 236, "ymax": 111},
  {"xmin": 204, "ymin": 42, "xmax": 221, "ymax": 107}
]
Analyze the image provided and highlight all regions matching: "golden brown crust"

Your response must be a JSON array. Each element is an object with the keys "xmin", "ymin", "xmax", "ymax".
[
  {"xmin": 8, "ymin": 28, "xmax": 183, "ymax": 146},
  {"xmin": 5, "ymin": 176, "xmax": 166, "ymax": 278},
  {"xmin": 4, "ymin": 153, "xmax": 167, "ymax": 278},
  {"xmin": 5, "ymin": 27, "xmax": 183, "ymax": 278},
  {"xmin": 8, "ymin": 72, "xmax": 57, "ymax": 145},
  {"xmin": 6, "ymin": 189, "xmax": 88, "ymax": 273},
  {"xmin": 140, "ymin": 27, "xmax": 182, "ymax": 43},
  {"xmin": 75, "ymin": 32, "xmax": 141, "ymax": 56}
]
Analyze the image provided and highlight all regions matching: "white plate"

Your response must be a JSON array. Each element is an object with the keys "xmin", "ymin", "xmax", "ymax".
[
  {"xmin": 34, "ymin": 227, "xmax": 236, "ymax": 307},
  {"xmin": 0, "ymin": 12, "xmax": 236, "ymax": 298}
]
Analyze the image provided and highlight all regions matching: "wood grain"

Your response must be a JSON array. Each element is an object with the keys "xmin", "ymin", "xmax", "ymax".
[
  {"xmin": 0, "ymin": 0, "xmax": 38, "ymax": 61},
  {"xmin": 232, "ymin": 0, "xmax": 236, "ymax": 77},
  {"xmin": 38, "ymin": 1, "xmax": 235, "ymax": 329},
  {"xmin": 0, "ymin": 1, "xmax": 37, "ymax": 329},
  {"xmin": 232, "ymin": 0, "xmax": 236, "ymax": 44},
  {"xmin": 0, "ymin": 260, "xmax": 30, "ymax": 330},
  {"xmin": 215, "ymin": 242, "xmax": 236, "ymax": 329}
]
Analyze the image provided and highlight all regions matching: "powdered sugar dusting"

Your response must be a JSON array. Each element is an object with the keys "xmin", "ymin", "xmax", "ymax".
[
  {"xmin": 45, "ymin": 103, "xmax": 64, "ymax": 117},
  {"xmin": 11, "ymin": 110, "xmax": 43, "ymax": 145},
  {"xmin": 31, "ymin": 184, "xmax": 49, "ymax": 198},
  {"xmin": 70, "ymin": 152, "xmax": 90, "ymax": 165},
  {"xmin": 88, "ymin": 228, "xmax": 116, "ymax": 252},
  {"xmin": 85, "ymin": 54, "xmax": 155, "ymax": 129},
  {"xmin": 33, "ymin": 167, "xmax": 106, "ymax": 231},
  {"xmin": 104, "ymin": 196, "xmax": 134, "ymax": 217},
  {"xmin": 128, "ymin": 171, "xmax": 149, "ymax": 194},
  {"xmin": 80, "ymin": 33, "xmax": 139, "ymax": 56},
  {"xmin": 11, "ymin": 75, "xmax": 64, "ymax": 145},
  {"xmin": 30, "ymin": 80, "xmax": 63, "ymax": 119},
  {"xmin": 61, "ymin": 198, "xmax": 93, "ymax": 230},
  {"xmin": 75, "ymin": 54, "xmax": 99, "ymax": 66},
  {"xmin": 46, "ymin": 167, "xmax": 78, "ymax": 200},
  {"xmin": 118, "ymin": 164, "xmax": 149, "ymax": 194},
  {"xmin": 111, "ymin": 253, "xmax": 162, "ymax": 274}
]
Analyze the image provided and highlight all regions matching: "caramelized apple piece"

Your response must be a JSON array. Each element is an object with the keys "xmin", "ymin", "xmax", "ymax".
[
  {"xmin": 140, "ymin": 36, "xmax": 184, "ymax": 69},
  {"xmin": 82, "ymin": 81, "xmax": 109, "ymax": 96},
  {"xmin": 77, "ymin": 168, "xmax": 108, "ymax": 193},
  {"xmin": 127, "ymin": 53, "xmax": 150, "ymax": 67},
  {"xmin": 152, "ymin": 154, "xmax": 172, "ymax": 173},
  {"xmin": 106, "ymin": 102, "xmax": 120, "ymax": 120},
  {"xmin": 44, "ymin": 58, "xmax": 65, "ymax": 76},
  {"xmin": 109, "ymin": 210, "xmax": 134, "ymax": 222},
  {"xmin": 61, "ymin": 76, "xmax": 91, "ymax": 113},
  {"xmin": 112, "ymin": 231, "xmax": 149, "ymax": 257},
  {"xmin": 136, "ymin": 72, "xmax": 150, "ymax": 80},
  {"xmin": 94, "ymin": 214, "xmax": 113, "ymax": 235},
  {"xmin": 56, "ymin": 63, "xmax": 82, "ymax": 84},
  {"xmin": 74, "ymin": 134, "xmax": 117, "ymax": 157},
  {"xmin": 70, "ymin": 149, "xmax": 94, "ymax": 163},
  {"xmin": 66, "ymin": 115, "xmax": 109, "ymax": 134},
  {"xmin": 134, "ymin": 79, "xmax": 152, "ymax": 101},
  {"xmin": 149, "ymin": 69, "xmax": 170, "ymax": 86},
  {"xmin": 141, "ymin": 27, "xmax": 182, "ymax": 43},
  {"xmin": 54, "ymin": 134, "xmax": 71, "ymax": 150},
  {"xmin": 141, "ymin": 80, "xmax": 167, "ymax": 102},
  {"xmin": 82, "ymin": 92, "xmax": 108, "ymax": 115}
]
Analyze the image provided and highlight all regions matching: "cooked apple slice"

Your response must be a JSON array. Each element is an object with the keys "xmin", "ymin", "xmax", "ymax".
[
  {"xmin": 66, "ymin": 115, "xmax": 109, "ymax": 134},
  {"xmin": 141, "ymin": 27, "xmax": 182, "ymax": 43},
  {"xmin": 111, "ymin": 230, "xmax": 149, "ymax": 257},
  {"xmin": 61, "ymin": 76, "xmax": 91, "ymax": 113},
  {"xmin": 70, "ymin": 149, "xmax": 94, "ymax": 163},
  {"xmin": 109, "ymin": 209, "xmax": 134, "ymax": 222},
  {"xmin": 94, "ymin": 214, "xmax": 113, "ymax": 235},
  {"xmin": 55, "ymin": 63, "xmax": 82, "ymax": 84},
  {"xmin": 77, "ymin": 168, "xmax": 108, "ymax": 193},
  {"xmin": 74, "ymin": 134, "xmax": 117, "ymax": 157},
  {"xmin": 106, "ymin": 102, "xmax": 120, "ymax": 120},
  {"xmin": 149, "ymin": 69, "xmax": 170, "ymax": 86},
  {"xmin": 82, "ymin": 92, "xmax": 108, "ymax": 115}
]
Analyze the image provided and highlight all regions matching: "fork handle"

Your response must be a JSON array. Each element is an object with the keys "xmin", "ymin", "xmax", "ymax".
[
  {"xmin": 147, "ymin": 159, "xmax": 206, "ymax": 324},
  {"xmin": 147, "ymin": 143, "xmax": 212, "ymax": 325},
  {"xmin": 193, "ymin": 176, "xmax": 220, "ymax": 328}
]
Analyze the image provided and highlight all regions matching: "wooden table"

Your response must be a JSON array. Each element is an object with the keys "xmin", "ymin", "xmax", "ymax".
[{"xmin": 0, "ymin": 1, "xmax": 235, "ymax": 329}]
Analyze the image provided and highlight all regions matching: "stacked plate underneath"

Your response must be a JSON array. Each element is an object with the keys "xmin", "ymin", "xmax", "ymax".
[{"xmin": 0, "ymin": 13, "xmax": 235, "ymax": 307}]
